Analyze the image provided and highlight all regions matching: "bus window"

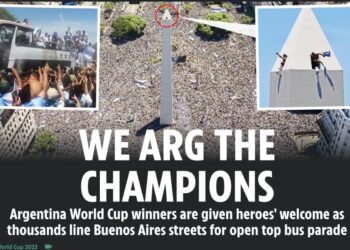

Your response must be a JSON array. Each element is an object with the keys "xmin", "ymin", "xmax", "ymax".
[
  {"xmin": 15, "ymin": 27, "xmax": 33, "ymax": 47},
  {"xmin": 0, "ymin": 25, "xmax": 15, "ymax": 49}
]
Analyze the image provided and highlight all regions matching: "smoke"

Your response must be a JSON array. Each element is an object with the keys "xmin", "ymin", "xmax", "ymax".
[{"xmin": 59, "ymin": 12, "xmax": 65, "ymax": 26}]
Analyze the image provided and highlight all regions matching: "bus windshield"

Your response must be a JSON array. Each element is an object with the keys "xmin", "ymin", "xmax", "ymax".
[{"xmin": 0, "ymin": 24, "xmax": 15, "ymax": 49}]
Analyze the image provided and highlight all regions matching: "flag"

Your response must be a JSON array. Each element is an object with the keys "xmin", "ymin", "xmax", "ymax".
[
  {"xmin": 323, "ymin": 51, "xmax": 331, "ymax": 57},
  {"xmin": 84, "ymin": 46, "xmax": 95, "ymax": 62}
]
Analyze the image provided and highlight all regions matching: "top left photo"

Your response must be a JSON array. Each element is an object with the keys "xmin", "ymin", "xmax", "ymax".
[{"xmin": 0, "ymin": 4, "xmax": 99, "ymax": 109}]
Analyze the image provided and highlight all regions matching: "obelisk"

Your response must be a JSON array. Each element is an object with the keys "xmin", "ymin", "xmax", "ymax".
[
  {"xmin": 270, "ymin": 8, "xmax": 344, "ymax": 108},
  {"xmin": 160, "ymin": 9, "xmax": 173, "ymax": 125}
]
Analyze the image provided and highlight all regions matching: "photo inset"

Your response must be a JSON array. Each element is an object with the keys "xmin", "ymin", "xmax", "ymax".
[
  {"xmin": 257, "ymin": 6, "xmax": 350, "ymax": 110},
  {"xmin": 0, "ymin": 5, "xmax": 98, "ymax": 109}
]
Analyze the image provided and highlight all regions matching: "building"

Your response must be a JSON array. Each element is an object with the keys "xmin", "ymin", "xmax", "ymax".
[
  {"xmin": 0, "ymin": 109, "xmax": 37, "ymax": 159},
  {"xmin": 317, "ymin": 109, "xmax": 350, "ymax": 159},
  {"xmin": 270, "ymin": 8, "xmax": 344, "ymax": 108}
]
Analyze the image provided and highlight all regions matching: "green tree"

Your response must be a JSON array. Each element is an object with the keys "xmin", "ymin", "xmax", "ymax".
[
  {"xmin": 183, "ymin": 3, "xmax": 193, "ymax": 14},
  {"xmin": 103, "ymin": 2, "xmax": 115, "ymax": 19},
  {"xmin": 0, "ymin": 8, "xmax": 16, "ymax": 21},
  {"xmin": 112, "ymin": 14, "xmax": 146, "ymax": 40},
  {"xmin": 104, "ymin": 2, "xmax": 115, "ymax": 11},
  {"xmin": 33, "ymin": 131, "xmax": 58, "ymax": 154},
  {"xmin": 196, "ymin": 13, "xmax": 231, "ymax": 39},
  {"xmin": 221, "ymin": 2, "xmax": 234, "ymax": 11},
  {"xmin": 240, "ymin": 15, "xmax": 254, "ymax": 24}
]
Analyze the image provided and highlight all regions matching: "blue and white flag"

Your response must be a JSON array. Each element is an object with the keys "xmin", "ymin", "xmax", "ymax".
[
  {"xmin": 84, "ymin": 46, "xmax": 95, "ymax": 62},
  {"xmin": 323, "ymin": 51, "xmax": 331, "ymax": 57}
]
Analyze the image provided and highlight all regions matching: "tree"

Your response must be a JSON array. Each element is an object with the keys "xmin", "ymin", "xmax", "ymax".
[
  {"xmin": 104, "ymin": 2, "xmax": 115, "ymax": 11},
  {"xmin": 103, "ymin": 2, "xmax": 115, "ymax": 19},
  {"xmin": 183, "ymin": 3, "xmax": 193, "ymax": 14},
  {"xmin": 33, "ymin": 131, "xmax": 58, "ymax": 154},
  {"xmin": 111, "ymin": 14, "xmax": 146, "ymax": 40},
  {"xmin": 0, "ymin": 8, "xmax": 16, "ymax": 22},
  {"xmin": 196, "ymin": 13, "xmax": 231, "ymax": 39},
  {"xmin": 221, "ymin": 2, "xmax": 235, "ymax": 11},
  {"xmin": 240, "ymin": 15, "xmax": 254, "ymax": 24}
]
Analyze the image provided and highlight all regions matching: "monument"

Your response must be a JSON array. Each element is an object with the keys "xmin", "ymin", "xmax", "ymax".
[
  {"xmin": 158, "ymin": 5, "xmax": 256, "ymax": 124},
  {"xmin": 160, "ymin": 9, "xmax": 173, "ymax": 125},
  {"xmin": 270, "ymin": 8, "xmax": 344, "ymax": 108}
]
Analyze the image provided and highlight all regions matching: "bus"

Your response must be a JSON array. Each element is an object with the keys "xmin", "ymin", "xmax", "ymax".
[{"xmin": 0, "ymin": 20, "xmax": 75, "ymax": 72}]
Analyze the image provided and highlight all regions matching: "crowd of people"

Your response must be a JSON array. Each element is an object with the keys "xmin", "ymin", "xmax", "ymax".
[
  {"xmin": 0, "ymin": 63, "xmax": 96, "ymax": 108},
  {"xmin": 33, "ymin": 27, "xmax": 89, "ymax": 51},
  {"xmin": 18, "ymin": 19, "xmax": 95, "ymax": 65}
]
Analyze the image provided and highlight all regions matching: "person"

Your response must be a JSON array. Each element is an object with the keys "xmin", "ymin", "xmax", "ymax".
[
  {"xmin": 46, "ymin": 65, "xmax": 64, "ymax": 107},
  {"xmin": 57, "ymin": 37, "xmax": 64, "ymax": 50},
  {"xmin": 81, "ymin": 30, "xmax": 88, "ymax": 45},
  {"xmin": 71, "ymin": 94, "xmax": 81, "ymax": 107},
  {"xmin": 33, "ymin": 28, "xmax": 45, "ymax": 48},
  {"xmin": 2, "ymin": 62, "xmax": 96, "ymax": 108},
  {"xmin": 22, "ymin": 18, "xmax": 29, "ymax": 26},
  {"xmin": 276, "ymin": 52, "xmax": 288, "ymax": 72},
  {"xmin": 67, "ymin": 27, "xmax": 72, "ymax": 38},
  {"xmin": 73, "ymin": 31, "xmax": 80, "ymax": 45},
  {"xmin": 78, "ymin": 69, "xmax": 93, "ymax": 107},
  {"xmin": 18, "ymin": 64, "xmax": 50, "ymax": 107},
  {"xmin": 310, "ymin": 52, "xmax": 326, "ymax": 71},
  {"xmin": 43, "ymin": 32, "xmax": 51, "ymax": 48},
  {"xmin": 76, "ymin": 41, "xmax": 85, "ymax": 64},
  {"xmin": 51, "ymin": 32, "xmax": 59, "ymax": 49},
  {"xmin": 64, "ymin": 31, "xmax": 74, "ymax": 50},
  {"xmin": 64, "ymin": 31, "xmax": 70, "ymax": 42},
  {"xmin": 0, "ymin": 70, "xmax": 15, "ymax": 106},
  {"xmin": 62, "ymin": 66, "xmax": 95, "ymax": 107}
]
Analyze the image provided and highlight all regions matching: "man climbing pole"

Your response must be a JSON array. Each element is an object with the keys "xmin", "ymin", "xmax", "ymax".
[{"xmin": 276, "ymin": 52, "xmax": 288, "ymax": 73}]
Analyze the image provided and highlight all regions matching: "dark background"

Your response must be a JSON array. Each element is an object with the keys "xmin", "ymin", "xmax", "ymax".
[
  {"xmin": 0, "ymin": 1, "xmax": 348, "ymax": 248},
  {"xmin": 0, "ymin": 160, "xmax": 349, "ymax": 249}
]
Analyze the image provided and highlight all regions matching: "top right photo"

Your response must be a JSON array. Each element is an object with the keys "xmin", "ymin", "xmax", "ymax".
[{"xmin": 257, "ymin": 5, "xmax": 350, "ymax": 110}]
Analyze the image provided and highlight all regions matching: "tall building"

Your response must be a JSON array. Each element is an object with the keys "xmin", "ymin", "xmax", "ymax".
[
  {"xmin": 0, "ymin": 110, "xmax": 37, "ymax": 159},
  {"xmin": 317, "ymin": 109, "xmax": 350, "ymax": 159},
  {"xmin": 270, "ymin": 8, "xmax": 344, "ymax": 108}
]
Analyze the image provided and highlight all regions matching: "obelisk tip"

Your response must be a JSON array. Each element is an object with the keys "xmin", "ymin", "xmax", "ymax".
[{"xmin": 162, "ymin": 9, "xmax": 172, "ymax": 20}]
